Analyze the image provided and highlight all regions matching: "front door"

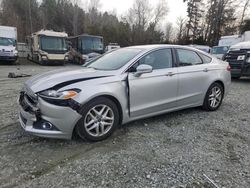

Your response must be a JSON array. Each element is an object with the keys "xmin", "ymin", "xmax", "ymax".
[{"xmin": 128, "ymin": 48, "xmax": 178, "ymax": 117}]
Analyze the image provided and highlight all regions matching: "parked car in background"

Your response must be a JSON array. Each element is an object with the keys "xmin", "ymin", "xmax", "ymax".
[
  {"xmin": 68, "ymin": 34, "xmax": 104, "ymax": 64},
  {"xmin": 26, "ymin": 30, "xmax": 69, "ymax": 65},
  {"xmin": 211, "ymin": 46, "xmax": 229, "ymax": 59},
  {"xmin": 0, "ymin": 26, "xmax": 18, "ymax": 63},
  {"xmin": 189, "ymin": 45, "xmax": 211, "ymax": 53},
  {"xmin": 18, "ymin": 45, "xmax": 231, "ymax": 141},
  {"xmin": 105, "ymin": 43, "xmax": 120, "ymax": 52},
  {"xmin": 223, "ymin": 41, "xmax": 250, "ymax": 79}
]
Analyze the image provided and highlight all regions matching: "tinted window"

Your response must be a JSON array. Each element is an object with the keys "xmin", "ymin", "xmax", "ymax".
[
  {"xmin": 82, "ymin": 37, "xmax": 103, "ymax": 50},
  {"xmin": 40, "ymin": 36, "xmax": 67, "ymax": 51},
  {"xmin": 85, "ymin": 48, "xmax": 142, "ymax": 70},
  {"xmin": 137, "ymin": 49, "xmax": 173, "ymax": 70},
  {"xmin": 199, "ymin": 53, "xmax": 212, "ymax": 64},
  {"xmin": 211, "ymin": 46, "xmax": 229, "ymax": 54},
  {"xmin": 177, "ymin": 49, "xmax": 202, "ymax": 66},
  {"xmin": 0, "ymin": 37, "xmax": 15, "ymax": 46}
]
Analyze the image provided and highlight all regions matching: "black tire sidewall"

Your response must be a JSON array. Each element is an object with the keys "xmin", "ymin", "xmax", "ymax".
[
  {"xmin": 203, "ymin": 82, "xmax": 224, "ymax": 111},
  {"xmin": 76, "ymin": 97, "xmax": 119, "ymax": 141}
]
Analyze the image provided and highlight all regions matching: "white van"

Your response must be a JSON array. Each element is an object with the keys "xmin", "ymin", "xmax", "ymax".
[{"xmin": 0, "ymin": 26, "xmax": 18, "ymax": 63}]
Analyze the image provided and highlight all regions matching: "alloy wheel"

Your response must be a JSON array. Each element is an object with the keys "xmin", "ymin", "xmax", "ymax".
[
  {"xmin": 208, "ymin": 86, "xmax": 222, "ymax": 108},
  {"xmin": 84, "ymin": 104, "xmax": 114, "ymax": 137}
]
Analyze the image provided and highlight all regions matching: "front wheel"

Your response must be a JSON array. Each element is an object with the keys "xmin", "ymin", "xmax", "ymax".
[
  {"xmin": 202, "ymin": 82, "xmax": 224, "ymax": 111},
  {"xmin": 76, "ymin": 97, "xmax": 119, "ymax": 141}
]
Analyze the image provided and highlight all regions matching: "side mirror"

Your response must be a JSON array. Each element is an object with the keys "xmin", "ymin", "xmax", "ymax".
[{"xmin": 134, "ymin": 64, "xmax": 153, "ymax": 77}]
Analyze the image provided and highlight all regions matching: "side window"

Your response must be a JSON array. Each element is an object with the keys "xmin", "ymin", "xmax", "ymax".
[
  {"xmin": 199, "ymin": 53, "xmax": 212, "ymax": 64},
  {"xmin": 137, "ymin": 49, "xmax": 173, "ymax": 70},
  {"xmin": 177, "ymin": 49, "xmax": 203, "ymax": 66}
]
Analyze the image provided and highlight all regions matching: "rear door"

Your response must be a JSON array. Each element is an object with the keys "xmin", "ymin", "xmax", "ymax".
[
  {"xmin": 128, "ymin": 48, "xmax": 178, "ymax": 117},
  {"xmin": 175, "ymin": 48, "xmax": 212, "ymax": 108}
]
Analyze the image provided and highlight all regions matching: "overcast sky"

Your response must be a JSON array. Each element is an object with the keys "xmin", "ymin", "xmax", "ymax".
[{"xmin": 95, "ymin": 0, "xmax": 188, "ymax": 27}]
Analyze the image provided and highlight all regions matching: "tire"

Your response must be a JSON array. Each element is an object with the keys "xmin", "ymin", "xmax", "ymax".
[
  {"xmin": 76, "ymin": 97, "xmax": 119, "ymax": 141},
  {"xmin": 202, "ymin": 82, "xmax": 224, "ymax": 111}
]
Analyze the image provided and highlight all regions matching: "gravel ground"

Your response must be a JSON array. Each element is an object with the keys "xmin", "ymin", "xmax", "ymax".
[{"xmin": 0, "ymin": 59, "xmax": 249, "ymax": 188}]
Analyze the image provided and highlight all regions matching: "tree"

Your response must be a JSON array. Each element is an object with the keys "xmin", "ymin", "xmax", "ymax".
[
  {"xmin": 240, "ymin": 0, "xmax": 250, "ymax": 32},
  {"xmin": 176, "ymin": 16, "xmax": 187, "ymax": 44},
  {"xmin": 165, "ymin": 22, "xmax": 173, "ymax": 43},
  {"xmin": 184, "ymin": 0, "xmax": 202, "ymax": 43},
  {"xmin": 126, "ymin": 0, "xmax": 168, "ymax": 45},
  {"xmin": 72, "ymin": 0, "xmax": 80, "ymax": 35},
  {"xmin": 0, "ymin": 0, "xmax": 41, "ymax": 41},
  {"xmin": 203, "ymin": 0, "xmax": 237, "ymax": 46},
  {"xmin": 0, "ymin": 0, "xmax": 168, "ymax": 46},
  {"xmin": 241, "ymin": 19, "xmax": 250, "ymax": 33},
  {"xmin": 152, "ymin": 0, "xmax": 168, "ymax": 28}
]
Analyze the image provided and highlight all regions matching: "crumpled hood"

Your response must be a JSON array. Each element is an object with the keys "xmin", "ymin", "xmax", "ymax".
[{"xmin": 25, "ymin": 67, "xmax": 114, "ymax": 93}]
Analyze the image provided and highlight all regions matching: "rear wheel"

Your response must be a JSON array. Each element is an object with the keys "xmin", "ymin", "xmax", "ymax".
[
  {"xmin": 202, "ymin": 82, "xmax": 224, "ymax": 111},
  {"xmin": 76, "ymin": 97, "xmax": 119, "ymax": 141}
]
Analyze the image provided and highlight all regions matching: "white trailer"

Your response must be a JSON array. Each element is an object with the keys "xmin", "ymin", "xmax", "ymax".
[
  {"xmin": 218, "ymin": 35, "xmax": 242, "ymax": 47},
  {"xmin": 0, "ymin": 26, "xmax": 18, "ymax": 63},
  {"xmin": 241, "ymin": 31, "xmax": 250, "ymax": 42},
  {"xmin": 27, "ymin": 30, "xmax": 69, "ymax": 65}
]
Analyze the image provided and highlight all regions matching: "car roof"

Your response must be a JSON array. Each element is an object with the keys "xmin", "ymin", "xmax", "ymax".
[
  {"xmin": 120, "ymin": 44, "xmax": 215, "ymax": 60},
  {"xmin": 124, "ymin": 44, "xmax": 199, "ymax": 51},
  {"xmin": 124, "ymin": 44, "xmax": 213, "ymax": 55}
]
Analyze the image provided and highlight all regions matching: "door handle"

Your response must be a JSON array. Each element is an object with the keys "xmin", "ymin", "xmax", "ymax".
[
  {"xmin": 203, "ymin": 68, "xmax": 208, "ymax": 72},
  {"xmin": 166, "ymin": 72, "xmax": 175, "ymax": 76}
]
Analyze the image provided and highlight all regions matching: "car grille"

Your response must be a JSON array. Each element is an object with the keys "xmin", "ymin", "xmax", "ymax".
[{"xmin": 224, "ymin": 50, "xmax": 247, "ymax": 62}]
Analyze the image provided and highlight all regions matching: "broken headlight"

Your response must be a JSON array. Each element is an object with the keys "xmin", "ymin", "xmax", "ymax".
[{"xmin": 39, "ymin": 89, "xmax": 81, "ymax": 100}]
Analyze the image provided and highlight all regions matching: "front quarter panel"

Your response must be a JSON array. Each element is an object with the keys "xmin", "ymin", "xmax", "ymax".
[{"xmin": 59, "ymin": 74, "xmax": 130, "ymax": 123}]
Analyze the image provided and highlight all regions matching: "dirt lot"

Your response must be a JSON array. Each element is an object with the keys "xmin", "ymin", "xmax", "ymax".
[{"xmin": 0, "ymin": 59, "xmax": 250, "ymax": 188}]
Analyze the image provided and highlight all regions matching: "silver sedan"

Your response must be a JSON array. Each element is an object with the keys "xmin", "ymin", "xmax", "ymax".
[{"xmin": 18, "ymin": 45, "xmax": 231, "ymax": 141}]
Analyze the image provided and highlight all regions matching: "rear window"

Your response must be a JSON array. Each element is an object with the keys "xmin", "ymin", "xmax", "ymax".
[
  {"xmin": 199, "ymin": 53, "xmax": 212, "ymax": 64},
  {"xmin": 176, "ymin": 49, "xmax": 203, "ymax": 66}
]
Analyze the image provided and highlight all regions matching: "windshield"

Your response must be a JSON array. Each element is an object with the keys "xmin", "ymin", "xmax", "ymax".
[
  {"xmin": 40, "ymin": 36, "xmax": 67, "ymax": 52},
  {"xmin": 211, "ymin": 46, "xmax": 229, "ymax": 54},
  {"xmin": 0, "ymin": 37, "xmax": 15, "ymax": 46},
  {"xmin": 81, "ymin": 36, "xmax": 103, "ymax": 53},
  {"xmin": 85, "ymin": 48, "xmax": 142, "ymax": 70}
]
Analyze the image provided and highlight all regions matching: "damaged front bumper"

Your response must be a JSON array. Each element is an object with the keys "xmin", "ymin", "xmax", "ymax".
[{"xmin": 18, "ymin": 90, "xmax": 82, "ymax": 140}]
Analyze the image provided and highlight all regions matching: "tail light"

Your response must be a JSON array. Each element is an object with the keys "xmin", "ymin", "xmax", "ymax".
[{"xmin": 227, "ymin": 64, "xmax": 231, "ymax": 71}]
